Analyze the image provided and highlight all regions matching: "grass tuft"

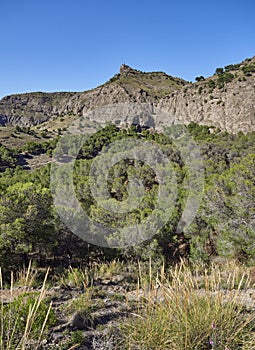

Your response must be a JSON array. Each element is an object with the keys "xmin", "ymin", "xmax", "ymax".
[
  {"xmin": 0, "ymin": 266, "xmax": 56, "ymax": 350},
  {"xmin": 122, "ymin": 260, "xmax": 255, "ymax": 350}
]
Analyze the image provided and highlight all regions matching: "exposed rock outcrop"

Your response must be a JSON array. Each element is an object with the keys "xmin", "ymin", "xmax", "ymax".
[
  {"xmin": 0, "ymin": 57, "xmax": 255, "ymax": 133},
  {"xmin": 158, "ymin": 75, "xmax": 255, "ymax": 133}
]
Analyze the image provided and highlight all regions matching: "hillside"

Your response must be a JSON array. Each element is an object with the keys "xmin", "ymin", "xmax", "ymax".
[
  {"xmin": 1, "ymin": 59, "xmax": 255, "ymax": 350},
  {"xmin": 0, "ymin": 57, "xmax": 255, "ymax": 133},
  {"xmin": 0, "ymin": 65, "xmax": 187, "ymax": 128},
  {"xmin": 159, "ymin": 56, "xmax": 255, "ymax": 133}
]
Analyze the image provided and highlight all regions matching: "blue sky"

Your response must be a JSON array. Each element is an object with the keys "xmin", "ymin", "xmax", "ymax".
[{"xmin": 0, "ymin": 0, "xmax": 254, "ymax": 98}]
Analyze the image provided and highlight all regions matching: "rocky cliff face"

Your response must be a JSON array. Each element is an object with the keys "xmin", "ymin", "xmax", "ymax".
[
  {"xmin": 0, "ymin": 57, "xmax": 255, "ymax": 133},
  {"xmin": 158, "ymin": 74, "xmax": 255, "ymax": 133},
  {"xmin": 0, "ymin": 92, "xmax": 74, "ymax": 126}
]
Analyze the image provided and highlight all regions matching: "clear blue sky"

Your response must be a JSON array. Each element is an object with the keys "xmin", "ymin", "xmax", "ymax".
[{"xmin": 1, "ymin": 0, "xmax": 254, "ymax": 98}]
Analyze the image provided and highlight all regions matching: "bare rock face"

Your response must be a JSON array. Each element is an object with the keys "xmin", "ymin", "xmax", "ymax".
[
  {"xmin": 0, "ymin": 92, "xmax": 74, "ymax": 126},
  {"xmin": 158, "ymin": 75, "xmax": 255, "ymax": 133},
  {"xmin": 0, "ymin": 57, "xmax": 255, "ymax": 133},
  {"xmin": 119, "ymin": 63, "xmax": 137, "ymax": 75}
]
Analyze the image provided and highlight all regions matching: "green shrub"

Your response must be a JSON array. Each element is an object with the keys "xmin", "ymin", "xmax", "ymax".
[
  {"xmin": 207, "ymin": 79, "xmax": 216, "ymax": 89},
  {"xmin": 215, "ymin": 67, "xmax": 224, "ymax": 75},
  {"xmin": 217, "ymin": 72, "xmax": 234, "ymax": 85},
  {"xmin": 195, "ymin": 76, "xmax": 205, "ymax": 82},
  {"xmin": 224, "ymin": 63, "xmax": 241, "ymax": 71},
  {"xmin": 242, "ymin": 63, "xmax": 255, "ymax": 75},
  {"xmin": 70, "ymin": 330, "xmax": 85, "ymax": 346}
]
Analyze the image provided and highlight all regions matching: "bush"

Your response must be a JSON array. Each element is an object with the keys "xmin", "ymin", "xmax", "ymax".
[
  {"xmin": 242, "ymin": 63, "xmax": 255, "ymax": 75},
  {"xmin": 207, "ymin": 79, "xmax": 216, "ymax": 89},
  {"xmin": 215, "ymin": 67, "xmax": 224, "ymax": 75},
  {"xmin": 224, "ymin": 63, "xmax": 241, "ymax": 72},
  {"xmin": 15, "ymin": 125, "xmax": 22, "ymax": 133},
  {"xmin": 40, "ymin": 130, "xmax": 48, "ymax": 138},
  {"xmin": 195, "ymin": 76, "xmax": 205, "ymax": 82},
  {"xmin": 217, "ymin": 72, "xmax": 234, "ymax": 85}
]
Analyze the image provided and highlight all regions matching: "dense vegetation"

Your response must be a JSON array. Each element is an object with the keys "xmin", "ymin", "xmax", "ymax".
[
  {"xmin": 0, "ymin": 122, "xmax": 254, "ymax": 271},
  {"xmin": 0, "ymin": 122, "xmax": 255, "ymax": 349}
]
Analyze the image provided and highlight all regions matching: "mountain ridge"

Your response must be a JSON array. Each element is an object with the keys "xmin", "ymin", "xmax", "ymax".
[{"xmin": 0, "ymin": 57, "xmax": 255, "ymax": 133}]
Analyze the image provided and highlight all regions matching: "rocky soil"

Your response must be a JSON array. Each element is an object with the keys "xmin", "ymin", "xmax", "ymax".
[
  {"xmin": 45, "ymin": 280, "xmax": 255, "ymax": 350},
  {"xmin": 2, "ymin": 266, "xmax": 255, "ymax": 350}
]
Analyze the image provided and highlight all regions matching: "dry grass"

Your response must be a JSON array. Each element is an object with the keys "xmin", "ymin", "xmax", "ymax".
[
  {"xmin": 122, "ymin": 260, "xmax": 255, "ymax": 350},
  {"xmin": 0, "ymin": 265, "xmax": 55, "ymax": 350}
]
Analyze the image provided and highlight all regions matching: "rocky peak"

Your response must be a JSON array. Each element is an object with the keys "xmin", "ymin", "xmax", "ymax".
[{"xmin": 119, "ymin": 64, "xmax": 139, "ymax": 76}]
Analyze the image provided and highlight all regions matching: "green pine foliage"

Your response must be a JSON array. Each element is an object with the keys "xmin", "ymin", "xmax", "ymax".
[{"xmin": 0, "ymin": 123, "xmax": 254, "ymax": 268}]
